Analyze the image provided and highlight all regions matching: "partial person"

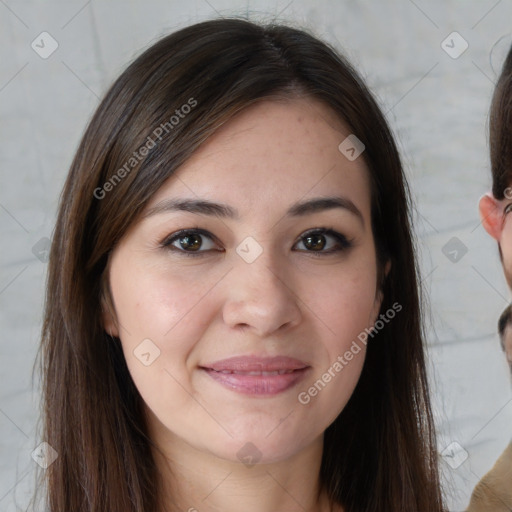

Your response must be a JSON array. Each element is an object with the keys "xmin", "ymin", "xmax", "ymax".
[
  {"xmin": 471, "ymin": 42, "xmax": 512, "ymax": 512},
  {"xmin": 466, "ymin": 305, "xmax": 512, "ymax": 511},
  {"xmin": 498, "ymin": 304, "xmax": 512, "ymax": 374}
]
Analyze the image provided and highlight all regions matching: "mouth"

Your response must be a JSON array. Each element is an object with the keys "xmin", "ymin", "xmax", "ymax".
[{"xmin": 200, "ymin": 356, "xmax": 310, "ymax": 396}]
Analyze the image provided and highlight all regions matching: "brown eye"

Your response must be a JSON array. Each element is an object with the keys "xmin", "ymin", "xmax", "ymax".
[
  {"xmin": 162, "ymin": 229, "xmax": 220, "ymax": 256},
  {"xmin": 178, "ymin": 233, "xmax": 202, "ymax": 251},
  {"xmin": 294, "ymin": 228, "xmax": 353, "ymax": 254},
  {"xmin": 303, "ymin": 234, "xmax": 327, "ymax": 251}
]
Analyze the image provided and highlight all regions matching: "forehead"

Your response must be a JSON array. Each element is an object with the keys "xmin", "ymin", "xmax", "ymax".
[{"xmin": 146, "ymin": 98, "xmax": 372, "ymax": 222}]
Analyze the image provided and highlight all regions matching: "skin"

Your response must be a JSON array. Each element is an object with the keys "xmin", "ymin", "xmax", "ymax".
[
  {"xmin": 479, "ymin": 193, "xmax": 512, "ymax": 288},
  {"xmin": 103, "ymin": 98, "xmax": 389, "ymax": 512}
]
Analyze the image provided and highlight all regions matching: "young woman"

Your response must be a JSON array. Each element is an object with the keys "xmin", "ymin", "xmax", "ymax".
[{"xmin": 33, "ymin": 18, "xmax": 447, "ymax": 512}]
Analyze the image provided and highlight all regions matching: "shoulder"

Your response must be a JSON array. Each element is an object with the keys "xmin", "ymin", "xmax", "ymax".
[{"xmin": 466, "ymin": 441, "xmax": 512, "ymax": 511}]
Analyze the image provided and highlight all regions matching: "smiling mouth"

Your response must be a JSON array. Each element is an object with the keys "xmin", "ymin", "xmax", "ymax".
[
  {"xmin": 210, "ymin": 369, "xmax": 298, "ymax": 375},
  {"xmin": 200, "ymin": 356, "xmax": 310, "ymax": 395}
]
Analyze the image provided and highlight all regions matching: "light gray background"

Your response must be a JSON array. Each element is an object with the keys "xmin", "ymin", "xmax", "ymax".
[{"xmin": 1, "ymin": 1, "xmax": 512, "ymax": 510}]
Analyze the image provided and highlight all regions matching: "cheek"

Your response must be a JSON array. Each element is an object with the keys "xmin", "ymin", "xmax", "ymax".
[
  {"xmin": 325, "ymin": 271, "xmax": 377, "ymax": 323},
  {"xmin": 316, "ymin": 271, "xmax": 375, "ymax": 366},
  {"xmin": 502, "ymin": 226, "xmax": 512, "ymax": 271},
  {"xmin": 295, "ymin": 252, "xmax": 379, "ymax": 409},
  {"xmin": 110, "ymin": 257, "xmax": 214, "ymax": 340},
  {"xmin": 304, "ymin": 255, "xmax": 379, "ymax": 348},
  {"xmin": 109, "ymin": 263, "xmax": 217, "ymax": 426},
  {"xmin": 108, "ymin": 257, "xmax": 221, "ymax": 401},
  {"xmin": 506, "ymin": 339, "xmax": 512, "ymax": 362}
]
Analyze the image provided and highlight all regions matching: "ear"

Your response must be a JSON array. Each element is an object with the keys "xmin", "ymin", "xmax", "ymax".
[
  {"xmin": 383, "ymin": 260, "xmax": 391, "ymax": 279},
  {"xmin": 101, "ymin": 296, "xmax": 119, "ymax": 338},
  {"xmin": 479, "ymin": 193, "xmax": 504, "ymax": 241},
  {"xmin": 100, "ymin": 271, "xmax": 119, "ymax": 337},
  {"xmin": 371, "ymin": 260, "xmax": 392, "ymax": 322}
]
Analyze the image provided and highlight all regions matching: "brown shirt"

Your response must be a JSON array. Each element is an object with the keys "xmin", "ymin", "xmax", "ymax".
[{"xmin": 466, "ymin": 441, "xmax": 512, "ymax": 511}]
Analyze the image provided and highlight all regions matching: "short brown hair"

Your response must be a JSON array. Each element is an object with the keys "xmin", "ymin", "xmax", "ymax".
[
  {"xmin": 498, "ymin": 303, "xmax": 512, "ymax": 351},
  {"xmin": 490, "ymin": 44, "xmax": 512, "ymax": 199}
]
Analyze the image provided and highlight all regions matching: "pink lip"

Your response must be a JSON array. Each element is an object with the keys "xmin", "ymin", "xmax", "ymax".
[{"xmin": 200, "ymin": 356, "xmax": 310, "ymax": 396}]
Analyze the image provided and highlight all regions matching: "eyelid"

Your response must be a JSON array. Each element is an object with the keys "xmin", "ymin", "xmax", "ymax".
[{"xmin": 505, "ymin": 203, "xmax": 512, "ymax": 215}]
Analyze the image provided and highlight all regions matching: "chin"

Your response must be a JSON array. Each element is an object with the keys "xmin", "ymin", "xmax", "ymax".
[{"xmin": 209, "ymin": 428, "xmax": 317, "ymax": 466}]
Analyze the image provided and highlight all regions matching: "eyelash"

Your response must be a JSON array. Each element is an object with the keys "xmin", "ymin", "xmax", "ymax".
[
  {"xmin": 160, "ymin": 227, "xmax": 354, "ymax": 257},
  {"xmin": 505, "ymin": 204, "xmax": 512, "ymax": 215}
]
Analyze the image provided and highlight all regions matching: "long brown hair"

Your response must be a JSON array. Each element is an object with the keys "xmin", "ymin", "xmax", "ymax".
[{"xmin": 33, "ymin": 17, "xmax": 446, "ymax": 512}]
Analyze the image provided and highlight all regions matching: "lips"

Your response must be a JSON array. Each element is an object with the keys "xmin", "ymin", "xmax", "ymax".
[{"xmin": 200, "ymin": 356, "xmax": 310, "ymax": 395}]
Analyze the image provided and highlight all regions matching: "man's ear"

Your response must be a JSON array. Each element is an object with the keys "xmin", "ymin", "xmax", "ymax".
[{"xmin": 479, "ymin": 193, "xmax": 504, "ymax": 241}]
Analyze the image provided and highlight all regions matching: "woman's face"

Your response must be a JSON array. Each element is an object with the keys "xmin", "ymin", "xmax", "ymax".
[{"xmin": 104, "ymin": 98, "xmax": 385, "ymax": 465}]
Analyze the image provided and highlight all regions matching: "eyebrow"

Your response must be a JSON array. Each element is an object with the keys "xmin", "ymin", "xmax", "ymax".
[{"xmin": 143, "ymin": 196, "xmax": 365, "ymax": 226}]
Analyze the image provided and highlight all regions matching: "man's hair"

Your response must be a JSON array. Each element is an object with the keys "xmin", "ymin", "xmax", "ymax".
[
  {"xmin": 498, "ymin": 303, "xmax": 512, "ymax": 351},
  {"xmin": 490, "ymin": 43, "xmax": 512, "ymax": 199}
]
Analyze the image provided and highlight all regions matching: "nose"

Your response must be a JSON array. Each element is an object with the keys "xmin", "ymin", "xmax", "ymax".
[{"xmin": 222, "ymin": 252, "xmax": 302, "ymax": 337}]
